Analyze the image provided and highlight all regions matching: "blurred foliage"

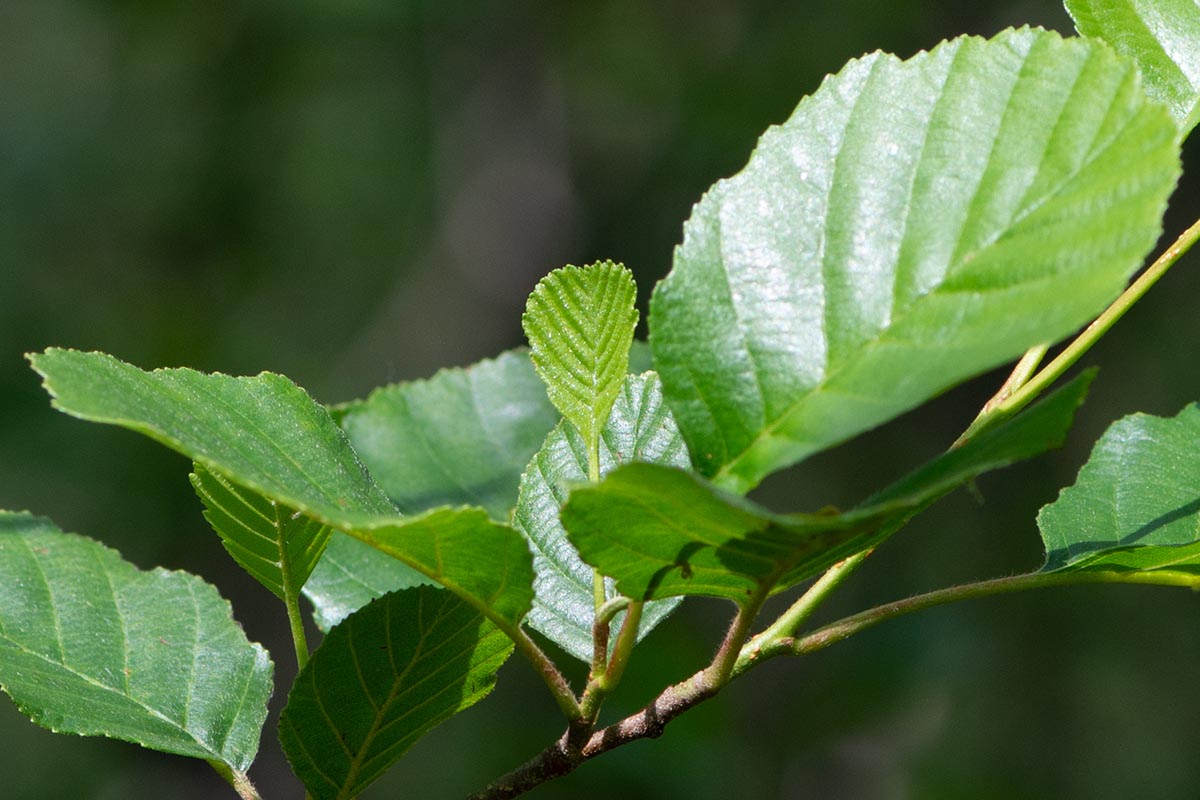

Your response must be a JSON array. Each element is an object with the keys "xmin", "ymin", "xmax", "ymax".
[{"xmin": 2, "ymin": 1, "xmax": 1198, "ymax": 798}]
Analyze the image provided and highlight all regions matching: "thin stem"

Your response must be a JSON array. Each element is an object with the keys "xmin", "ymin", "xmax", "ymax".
[
  {"xmin": 736, "ymin": 550, "xmax": 870, "ymax": 675},
  {"xmin": 704, "ymin": 582, "xmax": 774, "ymax": 688},
  {"xmin": 273, "ymin": 504, "xmax": 310, "ymax": 671},
  {"xmin": 208, "ymin": 762, "xmax": 263, "ymax": 800},
  {"xmin": 742, "ymin": 569, "xmax": 1200, "ymax": 673},
  {"xmin": 960, "ymin": 215, "xmax": 1200, "ymax": 443},
  {"xmin": 599, "ymin": 601, "xmax": 643, "ymax": 691},
  {"xmin": 511, "ymin": 628, "xmax": 583, "ymax": 721}
]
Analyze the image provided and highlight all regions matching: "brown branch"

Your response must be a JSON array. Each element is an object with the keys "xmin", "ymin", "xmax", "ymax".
[{"xmin": 468, "ymin": 670, "xmax": 719, "ymax": 799}]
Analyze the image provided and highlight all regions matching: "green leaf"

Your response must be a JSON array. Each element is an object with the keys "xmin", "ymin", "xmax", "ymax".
[
  {"xmin": 523, "ymin": 262, "xmax": 639, "ymax": 470},
  {"xmin": 1067, "ymin": 0, "xmax": 1200, "ymax": 135},
  {"xmin": 28, "ymin": 349, "xmax": 534, "ymax": 634},
  {"xmin": 0, "ymin": 511, "xmax": 272, "ymax": 773},
  {"xmin": 1038, "ymin": 403, "xmax": 1200, "ymax": 576},
  {"xmin": 650, "ymin": 27, "xmax": 1180, "ymax": 494},
  {"xmin": 304, "ymin": 533, "xmax": 434, "ymax": 632},
  {"xmin": 515, "ymin": 373, "xmax": 690, "ymax": 661},
  {"xmin": 335, "ymin": 349, "xmax": 559, "ymax": 521},
  {"xmin": 562, "ymin": 373, "xmax": 1092, "ymax": 602},
  {"xmin": 191, "ymin": 464, "xmax": 332, "ymax": 602},
  {"xmin": 279, "ymin": 586, "xmax": 512, "ymax": 800}
]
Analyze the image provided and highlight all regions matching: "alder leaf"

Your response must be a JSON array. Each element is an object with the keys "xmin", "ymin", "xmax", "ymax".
[
  {"xmin": 515, "ymin": 373, "xmax": 689, "ymax": 661},
  {"xmin": 1038, "ymin": 403, "xmax": 1200, "ymax": 576},
  {"xmin": 191, "ymin": 464, "xmax": 331, "ymax": 602},
  {"xmin": 335, "ymin": 349, "xmax": 559, "ymax": 521},
  {"xmin": 303, "ymin": 534, "xmax": 433, "ymax": 632},
  {"xmin": 562, "ymin": 373, "xmax": 1092, "ymax": 602},
  {"xmin": 0, "ymin": 511, "xmax": 272, "ymax": 774},
  {"xmin": 523, "ymin": 262, "xmax": 638, "ymax": 467},
  {"xmin": 1067, "ymin": 0, "xmax": 1200, "ymax": 135},
  {"xmin": 650, "ymin": 27, "xmax": 1180, "ymax": 494},
  {"xmin": 279, "ymin": 586, "xmax": 512, "ymax": 800},
  {"xmin": 28, "ymin": 349, "xmax": 534, "ymax": 635}
]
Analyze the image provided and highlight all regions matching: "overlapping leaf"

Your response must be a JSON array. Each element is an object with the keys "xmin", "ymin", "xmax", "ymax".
[
  {"xmin": 334, "ymin": 349, "xmax": 559, "ymax": 520},
  {"xmin": 1038, "ymin": 403, "xmax": 1200, "ymax": 575},
  {"xmin": 650, "ymin": 27, "xmax": 1180, "ymax": 494},
  {"xmin": 303, "ymin": 533, "xmax": 433, "ymax": 632},
  {"xmin": 0, "ymin": 511, "xmax": 272, "ymax": 774},
  {"xmin": 516, "ymin": 373, "xmax": 690, "ymax": 661},
  {"xmin": 523, "ymin": 262, "xmax": 638, "ymax": 465},
  {"xmin": 562, "ymin": 373, "xmax": 1092, "ymax": 602},
  {"xmin": 191, "ymin": 464, "xmax": 331, "ymax": 602},
  {"xmin": 28, "ymin": 349, "xmax": 535, "ymax": 633},
  {"xmin": 279, "ymin": 586, "xmax": 512, "ymax": 800},
  {"xmin": 1067, "ymin": 0, "xmax": 1200, "ymax": 135}
]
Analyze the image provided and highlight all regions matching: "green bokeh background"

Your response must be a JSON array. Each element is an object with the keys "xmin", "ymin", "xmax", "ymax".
[{"xmin": 3, "ymin": 1, "xmax": 1199, "ymax": 797}]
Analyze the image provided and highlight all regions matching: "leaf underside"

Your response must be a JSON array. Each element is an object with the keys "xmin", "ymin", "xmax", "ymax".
[
  {"xmin": 1067, "ymin": 0, "xmax": 1200, "ymax": 135},
  {"xmin": 516, "ymin": 373, "xmax": 690, "ymax": 661},
  {"xmin": 0, "ymin": 511, "xmax": 272, "ymax": 772},
  {"xmin": 650, "ymin": 27, "xmax": 1180, "ymax": 494},
  {"xmin": 562, "ymin": 373, "xmax": 1092, "ymax": 602},
  {"xmin": 1038, "ymin": 403, "xmax": 1200, "ymax": 576},
  {"xmin": 279, "ymin": 586, "xmax": 513, "ymax": 800}
]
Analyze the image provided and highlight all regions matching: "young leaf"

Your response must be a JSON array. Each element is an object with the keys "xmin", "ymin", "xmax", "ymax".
[
  {"xmin": 28, "ymin": 349, "xmax": 535, "ymax": 634},
  {"xmin": 191, "ymin": 463, "xmax": 332, "ymax": 602},
  {"xmin": 335, "ymin": 349, "xmax": 559, "ymax": 521},
  {"xmin": 1038, "ymin": 403, "xmax": 1200, "ymax": 576},
  {"xmin": 650, "ymin": 27, "xmax": 1180, "ymax": 494},
  {"xmin": 516, "ymin": 373, "xmax": 690, "ymax": 662},
  {"xmin": 279, "ymin": 586, "xmax": 513, "ymax": 800},
  {"xmin": 523, "ymin": 262, "xmax": 638, "ymax": 471},
  {"xmin": 1067, "ymin": 0, "xmax": 1200, "ymax": 135},
  {"xmin": 562, "ymin": 373, "xmax": 1092, "ymax": 602},
  {"xmin": 0, "ymin": 511, "xmax": 272, "ymax": 774}
]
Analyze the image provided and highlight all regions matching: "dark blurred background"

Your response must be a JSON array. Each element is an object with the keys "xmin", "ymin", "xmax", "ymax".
[{"xmin": 3, "ymin": 1, "xmax": 1199, "ymax": 798}]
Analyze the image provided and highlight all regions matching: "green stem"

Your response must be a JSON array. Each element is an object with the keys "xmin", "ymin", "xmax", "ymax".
[
  {"xmin": 735, "ymin": 569, "xmax": 1200, "ymax": 677},
  {"xmin": 208, "ymin": 762, "xmax": 263, "ymax": 800},
  {"xmin": 960, "ymin": 215, "xmax": 1200, "ymax": 442},
  {"xmin": 512, "ymin": 628, "xmax": 583, "ymax": 721},
  {"xmin": 736, "ymin": 550, "xmax": 870, "ymax": 675},
  {"xmin": 599, "ymin": 601, "xmax": 643, "ymax": 691},
  {"xmin": 273, "ymin": 504, "xmax": 310, "ymax": 671},
  {"xmin": 705, "ymin": 582, "xmax": 774, "ymax": 688}
]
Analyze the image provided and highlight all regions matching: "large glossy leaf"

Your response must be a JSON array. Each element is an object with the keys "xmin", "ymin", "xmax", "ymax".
[
  {"xmin": 523, "ymin": 261, "xmax": 639, "ymax": 469},
  {"xmin": 1038, "ymin": 403, "xmax": 1200, "ymax": 575},
  {"xmin": 28, "ymin": 349, "xmax": 535, "ymax": 633},
  {"xmin": 562, "ymin": 373, "xmax": 1092, "ymax": 602},
  {"xmin": 335, "ymin": 349, "xmax": 559, "ymax": 521},
  {"xmin": 191, "ymin": 464, "xmax": 331, "ymax": 602},
  {"xmin": 650, "ymin": 27, "xmax": 1180, "ymax": 494},
  {"xmin": 279, "ymin": 586, "xmax": 512, "ymax": 800},
  {"xmin": 0, "ymin": 511, "xmax": 272, "ymax": 774},
  {"xmin": 516, "ymin": 373, "xmax": 690, "ymax": 661},
  {"xmin": 1067, "ymin": 0, "xmax": 1200, "ymax": 135}
]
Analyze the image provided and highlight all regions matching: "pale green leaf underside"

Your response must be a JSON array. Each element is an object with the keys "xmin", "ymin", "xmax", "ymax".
[
  {"xmin": 651, "ymin": 27, "xmax": 1179, "ymax": 494},
  {"xmin": 279, "ymin": 586, "xmax": 512, "ymax": 800},
  {"xmin": 562, "ymin": 374, "xmax": 1091, "ymax": 602},
  {"xmin": 191, "ymin": 464, "xmax": 332, "ymax": 602},
  {"xmin": 524, "ymin": 262, "xmax": 638, "ymax": 451},
  {"xmin": 516, "ymin": 373, "xmax": 689, "ymax": 661},
  {"xmin": 1038, "ymin": 403, "xmax": 1200, "ymax": 576},
  {"xmin": 335, "ymin": 349, "xmax": 559, "ymax": 521},
  {"xmin": 0, "ymin": 511, "xmax": 272, "ymax": 772},
  {"xmin": 304, "ymin": 534, "xmax": 434, "ymax": 632},
  {"xmin": 1068, "ymin": 0, "xmax": 1200, "ymax": 134},
  {"xmin": 28, "ymin": 349, "xmax": 534, "ymax": 631}
]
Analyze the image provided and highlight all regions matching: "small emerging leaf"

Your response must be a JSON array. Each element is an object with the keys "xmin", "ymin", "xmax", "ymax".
[
  {"xmin": 0, "ymin": 511, "xmax": 272, "ymax": 772},
  {"xmin": 191, "ymin": 464, "xmax": 332, "ymax": 602},
  {"xmin": 1038, "ymin": 402, "xmax": 1200, "ymax": 576},
  {"xmin": 523, "ymin": 262, "xmax": 638, "ymax": 464},
  {"xmin": 516, "ymin": 373, "xmax": 689, "ymax": 661},
  {"xmin": 562, "ymin": 373, "xmax": 1092, "ymax": 601},
  {"xmin": 279, "ymin": 586, "xmax": 513, "ymax": 800},
  {"xmin": 1068, "ymin": 0, "xmax": 1200, "ymax": 135}
]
